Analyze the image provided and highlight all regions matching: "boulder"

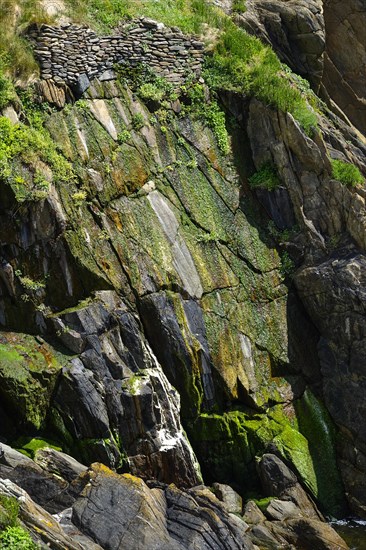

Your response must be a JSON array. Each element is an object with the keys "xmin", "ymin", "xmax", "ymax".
[
  {"xmin": 212, "ymin": 482, "xmax": 243, "ymax": 514},
  {"xmin": 257, "ymin": 453, "xmax": 323, "ymax": 520}
]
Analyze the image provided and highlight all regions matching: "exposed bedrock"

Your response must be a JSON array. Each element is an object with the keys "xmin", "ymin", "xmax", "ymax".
[
  {"xmin": 240, "ymin": 91, "xmax": 366, "ymax": 516},
  {"xmin": 0, "ymin": 67, "xmax": 364, "ymax": 526},
  {"xmin": 237, "ymin": 0, "xmax": 366, "ymax": 135},
  {"xmin": 322, "ymin": 0, "xmax": 366, "ymax": 135},
  {"xmin": 236, "ymin": 0, "xmax": 325, "ymax": 89},
  {"xmin": 0, "ymin": 444, "xmax": 348, "ymax": 549}
]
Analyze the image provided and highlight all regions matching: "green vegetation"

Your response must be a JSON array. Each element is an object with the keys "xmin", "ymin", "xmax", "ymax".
[
  {"xmin": 0, "ymin": 493, "xmax": 37, "ymax": 549},
  {"xmin": 331, "ymin": 159, "xmax": 364, "ymax": 187},
  {"xmin": 0, "ymin": 526, "xmax": 37, "ymax": 549},
  {"xmin": 232, "ymin": 0, "xmax": 247, "ymax": 13},
  {"xmin": 0, "ymin": 0, "xmax": 53, "ymax": 82},
  {"xmin": 14, "ymin": 436, "xmax": 62, "ymax": 459},
  {"xmin": 131, "ymin": 113, "xmax": 145, "ymax": 131},
  {"xmin": 0, "ymin": 496, "xmax": 19, "ymax": 530},
  {"xmin": 254, "ymin": 497, "xmax": 273, "ymax": 513},
  {"xmin": 0, "ymin": 57, "xmax": 16, "ymax": 110},
  {"xmin": 66, "ymin": 0, "xmax": 226, "ymax": 34},
  {"xmin": 0, "ymin": 115, "xmax": 73, "ymax": 202},
  {"xmin": 138, "ymin": 81, "xmax": 172, "ymax": 103},
  {"xmin": 117, "ymin": 129, "xmax": 132, "ymax": 144},
  {"xmin": 181, "ymin": 83, "xmax": 230, "ymax": 154},
  {"xmin": 248, "ymin": 163, "xmax": 281, "ymax": 191},
  {"xmin": 295, "ymin": 389, "xmax": 346, "ymax": 517},
  {"xmin": 203, "ymin": 25, "xmax": 318, "ymax": 135},
  {"xmin": 19, "ymin": 276, "xmax": 45, "ymax": 292},
  {"xmin": 204, "ymin": 101, "xmax": 230, "ymax": 155},
  {"xmin": 279, "ymin": 251, "xmax": 295, "ymax": 278}
]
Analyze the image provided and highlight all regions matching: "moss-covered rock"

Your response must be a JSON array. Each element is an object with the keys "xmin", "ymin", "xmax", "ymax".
[
  {"xmin": 188, "ymin": 405, "xmax": 320, "ymax": 503},
  {"xmin": 295, "ymin": 389, "xmax": 346, "ymax": 516},
  {"xmin": 0, "ymin": 333, "xmax": 66, "ymax": 431}
]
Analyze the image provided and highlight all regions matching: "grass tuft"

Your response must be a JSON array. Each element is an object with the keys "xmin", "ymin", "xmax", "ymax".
[
  {"xmin": 331, "ymin": 159, "xmax": 364, "ymax": 187},
  {"xmin": 249, "ymin": 163, "xmax": 281, "ymax": 191}
]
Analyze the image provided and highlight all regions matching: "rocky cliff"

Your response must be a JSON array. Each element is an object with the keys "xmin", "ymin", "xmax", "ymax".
[{"xmin": 0, "ymin": 0, "xmax": 365, "ymax": 548}]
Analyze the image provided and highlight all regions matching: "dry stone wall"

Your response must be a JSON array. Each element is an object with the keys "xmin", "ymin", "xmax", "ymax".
[{"xmin": 29, "ymin": 17, "xmax": 204, "ymax": 91}]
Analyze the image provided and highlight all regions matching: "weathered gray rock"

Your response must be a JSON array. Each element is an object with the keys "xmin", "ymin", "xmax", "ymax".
[
  {"xmin": 321, "ymin": 0, "xmax": 366, "ymax": 135},
  {"xmin": 51, "ymin": 292, "xmax": 202, "ymax": 487},
  {"xmin": 212, "ymin": 482, "xmax": 243, "ymax": 514},
  {"xmin": 257, "ymin": 454, "xmax": 323, "ymax": 520},
  {"xmin": 295, "ymin": 251, "xmax": 366, "ymax": 517},
  {"xmin": 237, "ymin": 0, "xmax": 325, "ymax": 89},
  {"xmin": 243, "ymin": 501, "xmax": 266, "ymax": 525},
  {"xmin": 72, "ymin": 464, "xmax": 255, "ymax": 550},
  {"xmin": 0, "ymin": 478, "xmax": 100, "ymax": 550},
  {"xmin": 266, "ymin": 499, "xmax": 301, "ymax": 521}
]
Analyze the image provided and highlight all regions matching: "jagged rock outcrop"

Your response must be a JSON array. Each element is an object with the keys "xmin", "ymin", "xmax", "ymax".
[
  {"xmin": 236, "ymin": 0, "xmax": 325, "ymax": 89},
  {"xmin": 237, "ymin": 0, "xmax": 366, "ymax": 135},
  {"xmin": 0, "ymin": 444, "xmax": 347, "ymax": 549},
  {"xmin": 237, "ymin": 92, "xmax": 366, "ymax": 516},
  {"xmin": 1, "ymin": 76, "xmax": 338, "ymax": 512},
  {"xmin": 322, "ymin": 0, "xmax": 366, "ymax": 135}
]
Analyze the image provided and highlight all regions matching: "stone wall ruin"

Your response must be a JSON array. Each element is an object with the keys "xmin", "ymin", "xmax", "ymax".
[{"xmin": 29, "ymin": 17, "xmax": 205, "ymax": 93}]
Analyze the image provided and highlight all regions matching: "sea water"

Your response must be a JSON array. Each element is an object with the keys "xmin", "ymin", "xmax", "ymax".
[{"xmin": 332, "ymin": 519, "xmax": 366, "ymax": 550}]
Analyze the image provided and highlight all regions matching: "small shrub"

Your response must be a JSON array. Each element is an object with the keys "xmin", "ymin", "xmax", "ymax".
[
  {"xmin": 204, "ymin": 102, "xmax": 230, "ymax": 155},
  {"xmin": 138, "ymin": 83, "xmax": 165, "ymax": 102},
  {"xmin": 232, "ymin": 0, "xmax": 247, "ymax": 13},
  {"xmin": 249, "ymin": 163, "xmax": 281, "ymax": 191},
  {"xmin": 331, "ymin": 159, "xmax": 364, "ymax": 187},
  {"xmin": 131, "ymin": 113, "xmax": 145, "ymax": 131},
  {"xmin": 72, "ymin": 191, "xmax": 87, "ymax": 205},
  {"xmin": 117, "ymin": 129, "xmax": 131, "ymax": 144},
  {"xmin": 0, "ymin": 526, "xmax": 37, "ymax": 549},
  {"xmin": 19, "ymin": 276, "xmax": 45, "ymax": 292}
]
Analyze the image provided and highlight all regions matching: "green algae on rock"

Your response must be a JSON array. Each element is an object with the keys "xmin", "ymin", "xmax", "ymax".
[{"xmin": 0, "ymin": 333, "xmax": 65, "ymax": 432}]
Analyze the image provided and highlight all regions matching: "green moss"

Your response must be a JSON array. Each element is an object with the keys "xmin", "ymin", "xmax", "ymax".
[
  {"xmin": 13, "ymin": 436, "xmax": 62, "ymax": 459},
  {"xmin": 295, "ymin": 389, "xmax": 346, "ymax": 516},
  {"xmin": 188, "ymin": 406, "xmax": 322, "ymax": 501},
  {"xmin": 0, "ymin": 333, "xmax": 63, "ymax": 430},
  {"xmin": 273, "ymin": 424, "xmax": 317, "ymax": 496},
  {"xmin": 254, "ymin": 497, "xmax": 274, "ymax": 513}
]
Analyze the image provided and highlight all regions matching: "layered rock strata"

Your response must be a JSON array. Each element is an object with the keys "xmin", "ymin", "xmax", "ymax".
[{"xmin": 0, "ymin": 445, "xmax": 348, "ymax": 549}]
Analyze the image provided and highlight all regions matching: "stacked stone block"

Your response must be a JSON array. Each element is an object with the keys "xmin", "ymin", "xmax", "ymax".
[{"xmin": 29, "ymin": 17, "xmax": 204, "ymax": 89}]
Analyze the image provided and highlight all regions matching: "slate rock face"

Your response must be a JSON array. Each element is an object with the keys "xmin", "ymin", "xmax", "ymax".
[
  {"xmin": 322, "ymin": 0, "xmax": 366, "ymax": 134},
  {"xmin": 72, "ymin": 464, "xmax": 255, "ymax": 550},
  {"xmin": 50, "ymin": 291, "xmax": 202, "ymax": 487},
  {"xmin": 1, "ymin": 2, "xmax": 366, "ymax": 528},
  {"xmin": 295, "ymin": 251, "xmax": 366, "ymax": 517}
]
